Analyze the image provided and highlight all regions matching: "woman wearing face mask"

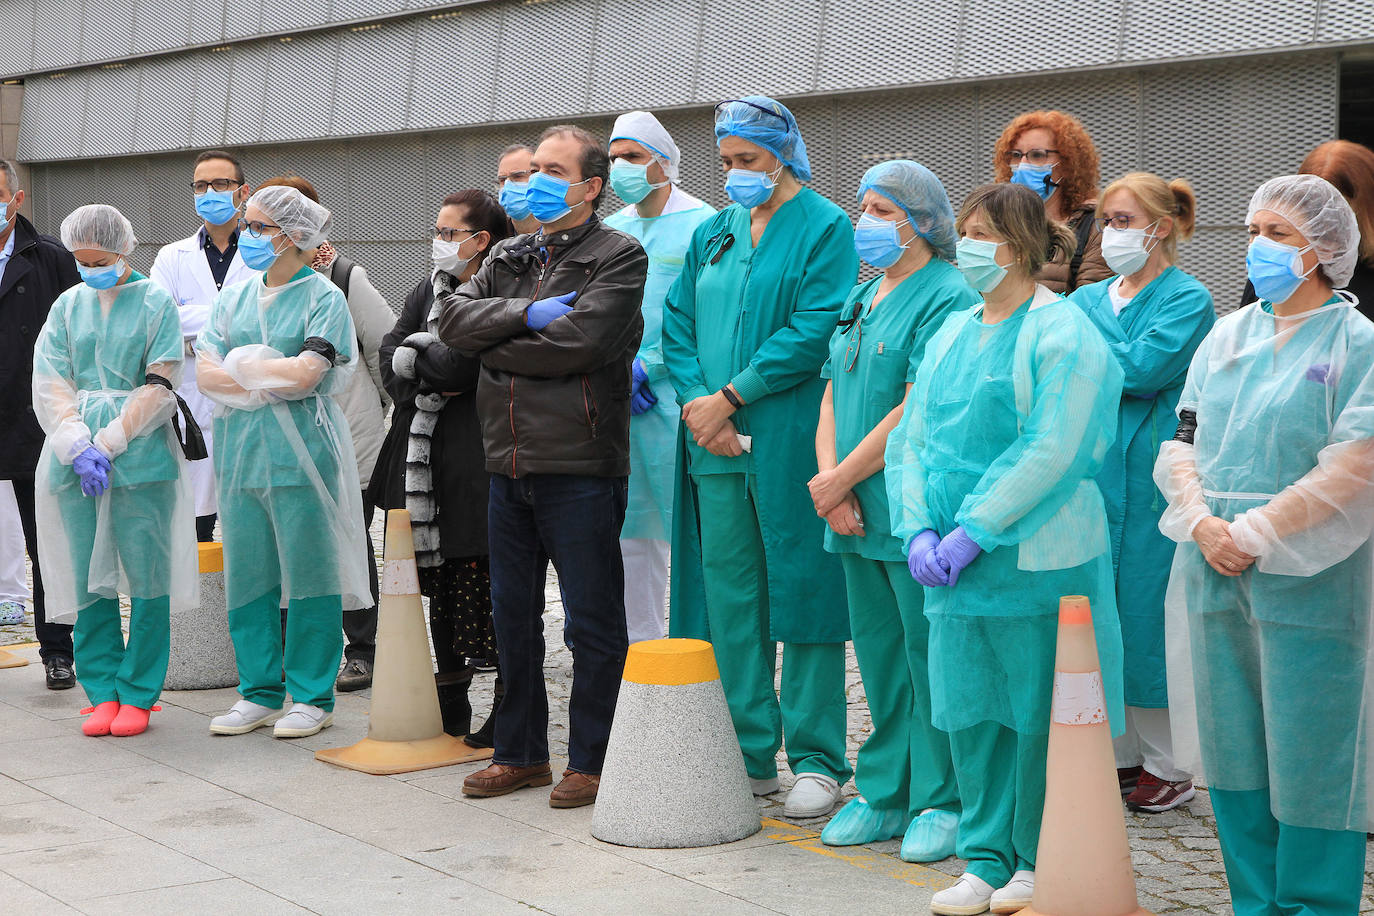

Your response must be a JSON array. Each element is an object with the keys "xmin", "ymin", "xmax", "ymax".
[
  {"xmin": 1156, "ymin": 175, "xmax": 1374, "ymax": 916},
  {"xmin": 195, "ymin": 185, "xmax": 370, "ymax": 740},
  {"xmin": 992, "ymin": 110, "xmax": 1110, "ymax": 294},
  {"xmin": 886, "ymin": 182, "xmax": 1125, "ymax": 915},
  {"xmin": 1065, "ymin": 172, "xmax": 1214, "ymax": 814},
  {"xmin": 33, "ymin": 204, "xmax": 198, "ymax": 737},
  {"xmin": 369, "ymin": 190, "xmax": 513, "ymax": 747},
  {"xmin": 809, "ymin": 160, "xmax": 976, "ymax": 859},
  {"xmin": 662, "ymin": 95, "xmax": 859, "ymax": 819}
]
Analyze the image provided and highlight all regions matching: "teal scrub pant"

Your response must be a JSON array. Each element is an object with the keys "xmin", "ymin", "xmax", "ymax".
[
  {"xmin": 841, "ymin": 552, "xmax": 957, "ymax": 816},
  {"xmin": 695, "ymin": 474, "xmax": 850, "ymax": 784},
  {"xmin": 58, "ymin": 481, "xmax": 175, "ymax": 709},
  {"xmin": 948, "ymin": 721, "xmax": 1048, "ymax": 888},
  {"xmin": 230, "ymin": 590, "xmax": 342, "ymax": 711},
  {"xmin": 1211, "ymin": 788, "xmax": 1365, "ymax": 916}
]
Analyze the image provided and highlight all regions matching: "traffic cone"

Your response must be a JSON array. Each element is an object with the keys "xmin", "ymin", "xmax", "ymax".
[
  {"xmin": 0, "ymin": 647, "xmax": 27, "ymax": 668},
  {"xmin": 316, "ymin": 509, "xmax": 493, "ymax": 775},
  {"xmin": 1016, "ymin": 596, "xmax": 1151, "ymax": 916}
]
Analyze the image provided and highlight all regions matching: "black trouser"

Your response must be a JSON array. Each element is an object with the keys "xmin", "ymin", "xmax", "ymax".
[
  {"xmin": 6, "ymin": 474, "xmax": 74, "ymax": 662},
  {"xmin": 195, "ymin": 513, "xmax": 217, "ymax": 543},
  {"xmin": 342, "ymin": 494, "xmax": 378, "ymax": 662}
]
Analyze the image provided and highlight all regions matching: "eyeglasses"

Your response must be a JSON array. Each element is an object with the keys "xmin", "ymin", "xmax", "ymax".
[
  {"xmin": 192, "ymin": 179, "xmax": 244, "ymax": 194},
  {"xmin": 1001, "ymin": 148, "xmax": 1059, "ymax": 166},
  {"xmin": 837, "ymin": 300, "xmax": 865, "ymax": 373},
  {"xmin": 430, "ymin": 227, "xmax": 478, "ymax": 242},
  {"xmin": 495, "ymin": 170, "xmax": 531, "ymax": 187},
  {"xmin": 237, "ymin": 218, "xmax": 281, "ymax": 238},
  {"xmin": 1096, "ymin": 215, "xmax": 1140, "ymax": 230},
  {"xmin": 714, "ymin": 98, "xmax": 790, "ymax": 126}
]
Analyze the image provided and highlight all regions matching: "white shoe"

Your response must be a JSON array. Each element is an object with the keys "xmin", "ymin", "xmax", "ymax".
[
  {"xmin": 209, "ymin": 700, "xmax": 283, "ymax": 735},
  {"xmin": 783, "ymin": 773, "xmax": 841, "ymax": 817},
  {"xmin": 750, "ymin": 776, "xmax": 780, "ymax": 796},
  {"xmin": 990, "ymin": 870, "xmax": 1034, "ymax": 914},
  {"xmin": 273, "ymin": 703, "xmax": 334, "ymax": 738},
  {"xmin": 930, "ymin": 873, "xmax": 994, "ymax": 915}
]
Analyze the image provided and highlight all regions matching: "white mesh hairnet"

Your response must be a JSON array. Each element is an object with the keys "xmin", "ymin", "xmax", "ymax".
[
  {"xmin": 60, "ymin": 204, "xmax": 137, "ymax": 256},
  {"xmin": 248, "ymin": 185, "xmax": 333, "ymax": 250},
  {"xmin": 611, "ymin": 110, "xmax": 681, "ymax": 182},
  {"xmin": 1246, "ymin": 174, "xmax": 1360, "ymax": 288}
]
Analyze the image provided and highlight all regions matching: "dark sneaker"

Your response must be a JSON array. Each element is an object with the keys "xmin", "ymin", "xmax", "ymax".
[
  {"xmin": 44, "ymin": 656, "xmax": 75, "ymax": 690},
  {"xmin": 1117, "ymin": 764, "xmax": 1143, "ymax": 797},
  {"xmin": 1126, "ymin": 771, "xmax": 1196, "ymax": 812},
  {"xmin": 335, "ymin": 658, "xmax": 373, "ymax": 692}
]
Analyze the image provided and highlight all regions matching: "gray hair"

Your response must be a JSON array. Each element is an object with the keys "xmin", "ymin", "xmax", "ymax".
[{"xmin": 0, "ymin": 160, "xmax": 18, "ymax": 197}]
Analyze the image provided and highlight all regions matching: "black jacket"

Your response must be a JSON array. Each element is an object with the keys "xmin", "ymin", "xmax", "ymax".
[
  {"xmin": 437, "ymin": 216, "xmax": 647, "ymax": 478},
  {"xmin": 0, "ymin": 215, "xmax": 80, "ymax": 479},
  {"xmin": 368, "ymin": 277, "xmax": 490, "ymax": 559}
]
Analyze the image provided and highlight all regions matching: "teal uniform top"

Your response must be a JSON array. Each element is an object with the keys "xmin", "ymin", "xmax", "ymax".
[
  {"xmin": 821, "ymin": 259, "xmax": 979, "ymax": 562},
  {"xmin": 605, "ymin": 191, "xmax": 716, "ymax": 541},
  {"xmin": 1067, "ymin": 266, "xmax": 1214, "ymax": 707},
  {"xmin": 663, "ymin": 188, "xmax": 859, "ymax": 643}
]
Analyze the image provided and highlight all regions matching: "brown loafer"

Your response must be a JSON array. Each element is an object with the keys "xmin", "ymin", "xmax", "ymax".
[
  {"xmin": 462, "ymin": 762, "xmax": 553, "ymax": 798},
  {"xmin": 549, "ymin": 770, "xmax": 600, "ymax": 808}
]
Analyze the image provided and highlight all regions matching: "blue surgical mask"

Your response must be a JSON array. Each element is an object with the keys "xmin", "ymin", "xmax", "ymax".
[
  {"xmin": 78, "ymin": 259, "xmax": 126, "ymax": 290},
  {"xmin": 853, "ymin": 212, "xmax": 911, "ymax": 269},
  {"xmin": 238, "ymin": 231, "xmax": 283, "ymax": 271},
  {"xmin": 724, "ymin": 164, "xmax": 783, "ymax": 209},
  {"xmin": 1247, "ymin": 235, "xmax": 1316, "ymax": 305},
  {"xmin": 955, "ymin": 237, "xmax": 1008, "ymax": 293},
  {"xmin": 195, "ymin": 189, "xmax": 239, "ymax": 226},
  {"xmin": 0, "ymin": 201, "xmax": 8, "ymax": 222},
  {"xmin": 525, "ymin": 171, "xmax": 590, "ymax": 224},
  {"xmin": 499, "ymin": 179, "xmax": 532, "ymax": 221},
  {"xmin": 1010, "ymin": 162, "xmax": 1056, "ymax": 201},
  {"xmin": 609, "ymin": 159, "xmax": 666, "ymax": 205}
]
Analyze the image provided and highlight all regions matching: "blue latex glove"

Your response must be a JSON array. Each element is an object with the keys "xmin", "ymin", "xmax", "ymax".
[
  {"xmin": 906, "ymin": 530, "xmax": 948, "ymax": 587},
  {"xmin": 630, "ymin": 358, "xmax": 658, "ymax": 415},
  {"xmin": 73, "ymin": 446, "xmax": 111, "ymax": 497},
  {"xmin": 935, "ymin": 526, "xmax": 982, "ymax": 587},
  {"xmin": 525, "ymin": 291, "xmax": 578, "ymax": 330}
]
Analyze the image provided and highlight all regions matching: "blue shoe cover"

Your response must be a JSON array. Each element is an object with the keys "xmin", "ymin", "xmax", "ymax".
[
  {"xmin": 900, "ymin": 808, "xmax": 958, "ymax": 862},
  {"xmin": 820, "ymin": 797, "xmax": 907, "ymax": 846}
]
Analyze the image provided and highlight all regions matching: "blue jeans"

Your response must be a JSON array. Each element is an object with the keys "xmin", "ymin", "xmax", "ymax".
[{"xmin": 488, "ymin": 473, "xmax": 628, "ymax": 774}]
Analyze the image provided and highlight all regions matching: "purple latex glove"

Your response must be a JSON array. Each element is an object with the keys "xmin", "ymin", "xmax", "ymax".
[
  {"xmin": 525, "ymin": 291, "xmax": 578, "ymax": 330},
  {"xmin": 72, "ymin": 446, "xmax": 111, "ymax": 497},
  {"xmin": 935, "ymin": 526, "xmax": 982, "ymax": 586},
  {"xmin": 906, "ymin": 529, "xmax": 949, "ymax": 587},
  {"xmin": 630, "ymin": 359, "xmax": 658, "ymax": 415}
]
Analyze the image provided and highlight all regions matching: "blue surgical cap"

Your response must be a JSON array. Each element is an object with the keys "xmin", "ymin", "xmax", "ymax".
[
  {"xmin": 714, "ymin": 96, "xmax": 811, "ymax": 182},
  {"xmin": 858, "ymin": 160, "xmax": 958, "ymax": 262}
]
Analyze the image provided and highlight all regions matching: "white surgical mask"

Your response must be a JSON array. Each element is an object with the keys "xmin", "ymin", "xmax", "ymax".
[
  {"xmin": 1100, "ymin": 222, "xmax": 1160, "ymax": 277},
  {"xmin": 432, "ymin": 233, "xmax": 475, "ymax": 276}
]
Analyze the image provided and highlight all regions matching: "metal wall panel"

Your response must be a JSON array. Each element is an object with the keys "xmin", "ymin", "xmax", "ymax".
[
  {"xmin": 80, "ymin": 0, "xmax": 138, "ymax": 64},
  {"xmin": 584, "ymin": 0, "xmax": 698, "ymax": 112},
  {"xmin": 960, "ymin": 0, "xmax": 1124, "ymax": 76},
  {"xmin": 408, "ymin": 8, "xmax": 504, "ymax": 129},
  {"xmin": 30, "ymin": 0, "xmax": 83, "ymax": 73},
  {"xmin": 0, "ymin": 0, "xmax": 36, "ymax": 77},
  {"xmin": 134, "ymin": 0, "xmax": 195, "ymax": 56},
  {"xmin": 814, "ymin": 0, "xmax": 962, "ymax": 90},
  {"xmin": 81, "ymin": 66, "xmax": 140, "ymax": 158},
  {"xmin": 1122, "ymin": 0, "xmax": 1317, "ymax": 60},
  {"xmin": 188, "ymin": 52, "xmax": 234, "ymax": 148},
  {"xmin": 692, "ymin": 0, "xmax": 823, "ymax": 101},
  {"xmin": 332, "ymin": 20, "xmax": 416, "ymax": 135},
  {"xmin": 222, "ymin": 42, "xmax": 269, "ymax": 144},
  {"xmin": 488, "ymin": 0, "xmax": 598, "ymax": 121},
  {"xmin": 18, "ymin": 71, "xmax": 88, "ymax": 162},
  {"xmin": 1317, "ymin": 0, "xmax": 1374, "ymax": 41},
  {"xmin": 260, "ymin": 34, "xmax": 340, "ymax": 142},
  {"xmin": 187, "ymin": 0, "xmax": 226, "ymax": 47}
]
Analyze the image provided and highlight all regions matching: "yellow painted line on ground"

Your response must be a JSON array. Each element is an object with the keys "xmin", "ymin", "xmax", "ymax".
[{"xmin": 760, "ymin": 817, "xmax": 957, "ymax": 890}]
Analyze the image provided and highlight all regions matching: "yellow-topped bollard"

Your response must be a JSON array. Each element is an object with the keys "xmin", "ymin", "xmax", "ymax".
[
  {"xmin": 591, "ymin": 638, "xmax": 760, "ymax": 849},
  {"xmin": 165, "ymin": 541, "xmax": 238, "ymax": 689}
]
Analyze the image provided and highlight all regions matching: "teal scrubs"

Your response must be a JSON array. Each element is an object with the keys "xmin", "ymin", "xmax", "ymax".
[
  {"xmin": 605, "ymin": 195, "xmax": 716, "ymax": 541},
  {"xmin": 821, "ymin": 261, "xmax": 976, "ymax": 816},
  {"xmin": 884, "ymin": 291, "xmax": 1126, "ymax": 887},
  {"xmin": 663, "ymin": 188, "xmax": 858, "ymax": 782},
  {"xmin": 1068, "ymin": 267, "xmax": 1213, "ymax": 707}
]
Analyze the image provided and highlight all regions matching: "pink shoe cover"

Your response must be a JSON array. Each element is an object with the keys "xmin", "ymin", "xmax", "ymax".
[
  {"xmin": 82, "ymin": 701, "xmax": 120, "ymax": 736},
  {"xmin": 110, "ymin": 704, "xmax": 158, "ymax": 737}
]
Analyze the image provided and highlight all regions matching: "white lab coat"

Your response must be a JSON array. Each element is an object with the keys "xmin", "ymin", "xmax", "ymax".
[{"xmin": 149, "ymin": 229, "xmax": 259, "ymax": 517}]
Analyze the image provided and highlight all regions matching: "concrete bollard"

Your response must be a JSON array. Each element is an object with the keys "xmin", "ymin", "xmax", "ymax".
[
  {"xmin": 164, "ymin": 543, "xmax": 238, "ymax": 690},
  {"xmin": 591, "ymin": 638, "xmax": 760, "ymax": 849}
]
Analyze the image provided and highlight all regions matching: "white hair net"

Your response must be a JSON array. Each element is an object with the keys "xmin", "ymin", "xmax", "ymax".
[
  {"xmin": 60, "ymin": 204, "xmax": 137, "ymax": 256},
  {"xmin": 248, "ymin": 185, "xmax": 333, "ymax": 250},
  {"xmin": 1246, "ymin": 174, "xmax": 1360, "ymax": 288},
  {"xmin": 611, "ymin": 110, "xmax": 680, "ymax": 182}
]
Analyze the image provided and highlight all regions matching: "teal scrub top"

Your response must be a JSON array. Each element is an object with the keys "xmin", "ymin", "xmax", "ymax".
[{"xmin": 821, "ymin": 259, "xmax": 979, "ymax": 562}]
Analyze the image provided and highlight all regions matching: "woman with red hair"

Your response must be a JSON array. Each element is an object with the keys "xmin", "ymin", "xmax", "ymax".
[{"xmin": 992, "ymin": 110, "xmax": 1111, "ymax": 294}]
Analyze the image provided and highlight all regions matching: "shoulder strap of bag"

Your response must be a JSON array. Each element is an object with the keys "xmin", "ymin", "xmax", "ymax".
[
  {"xmin": 1068, "ymin": 209, "xmax": 1095, "ymax": 290},
  {"xmin": 329, "ymin": 255, "xmax": 355, "ymax": 299}
]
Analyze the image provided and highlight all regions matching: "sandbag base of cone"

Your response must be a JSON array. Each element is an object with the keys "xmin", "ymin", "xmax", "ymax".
[
  {"xmin": 1015, "ymin": 907, "xmax": 1153, "ymax": 916},
  {"xmin": 316, "ymin": 734, "xmax": 493, "ymax": 775},
  {"xmin": 0, "ymin": 648, "xmax": 28, "ymax": 668}
]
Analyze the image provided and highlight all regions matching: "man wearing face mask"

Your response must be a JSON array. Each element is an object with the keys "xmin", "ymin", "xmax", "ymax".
[
  {"xmin": 496, "ymin": 144, "xmax": 540, "ymax": 236},
  {"xmin": 0, "ymin": 158, "xmax": 80, "ymax": 689},
  {"xmin": 150, "ymin": 150, "xmax": 258, "ymax": 543},
  {"xmin": 603, "ymin": 111, "xmax": 716, "ymax": 644},
  {"xmin": 439, "ymin": 124, "xmax": 648, "ymax": 809}
]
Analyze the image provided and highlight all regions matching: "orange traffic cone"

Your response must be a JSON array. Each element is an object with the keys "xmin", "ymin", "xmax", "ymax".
[
  {"xmin": 316, "ymin": 509, "xmax": 493, "ymax": 775},
  {"xmin": 0, "ymin": 646, "xmax": 27, "ymax": 668},
  {"xmin": 1016, "ymin": 596, "xmax": 1151, "ymax": 916}
]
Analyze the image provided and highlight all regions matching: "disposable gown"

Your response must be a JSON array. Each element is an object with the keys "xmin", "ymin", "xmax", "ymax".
[
  {"xmin": 194, "ymin": 268, "xmax": 370, "ymax": 612},
  {"xmin": 605, "ymin": 189, "xmax": 716, "ymax": 541},
  {"xmin": 1156, "ymin": 295, "xmax": 1374, "ymax": 832},
  {"xmin": 1068, "ymin": 266, "xmax": 1214, "ymax": 706},
  {"xmin": 32, "ymin": 277, "xmax": 198, "ymax": 623},
  {"xmin": 884, "ymin": 287, "xmax": 1126, "ymax": 734}
]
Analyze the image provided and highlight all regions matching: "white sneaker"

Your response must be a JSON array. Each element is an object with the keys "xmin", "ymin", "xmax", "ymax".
[
  {"xmin": 783, "ymin": 773, "xmax": 841, "ymax": 817},
  {"xmin": 990, "ymin": 870, "xmax": 1034, "ymax": 914},
  {"xmin": 749, "ymin": 776, "xmax": 781, "ymax": 796},
  {"xmin": 930, "ymin": 873, "xmax": 994, "ymax": 915},
  {"xmin": 273, "ymin": 703, "xmax": 334, "ymax": 738},
  {"xmin": 209, "ymin": 700, "xmax": 283, "ymax": 735}
]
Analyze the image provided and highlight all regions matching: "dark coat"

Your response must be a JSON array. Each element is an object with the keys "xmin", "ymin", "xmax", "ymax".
[
  {"xmin": 368, "ymin": 277, "xmax": 490, "ymax": 559},
  {"xmin": 0, "ymin": 215, "xmax": 80, "ymax": 479}
]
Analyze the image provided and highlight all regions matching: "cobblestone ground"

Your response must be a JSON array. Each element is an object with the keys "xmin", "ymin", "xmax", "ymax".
[{"xmin": 5, "ymin": 515, "xmax": 1373, "ymax": 913}]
